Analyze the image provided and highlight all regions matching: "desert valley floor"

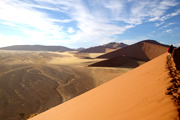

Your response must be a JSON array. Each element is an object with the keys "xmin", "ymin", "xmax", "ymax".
[{"xmin": 0, "ymin": 50, "xmax": 133, "ymax": 120}]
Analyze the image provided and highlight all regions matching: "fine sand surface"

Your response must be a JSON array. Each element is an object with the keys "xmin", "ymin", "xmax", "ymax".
[
  {"xmin": 0, "ymin": 50, "xmax": 131, "ymax": 120},
  {"xmin": 29, "ymin": 53, "xmax": 178, "ymax": 120}
]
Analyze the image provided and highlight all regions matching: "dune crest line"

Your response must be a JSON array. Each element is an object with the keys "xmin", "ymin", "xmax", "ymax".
[{"xmin": 166, "ymin": 47, "xmax": 180, "ymax": 119}]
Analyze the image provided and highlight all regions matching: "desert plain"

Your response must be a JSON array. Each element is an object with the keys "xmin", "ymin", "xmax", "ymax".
[{"xmin": 0, "ymin": 50, "xmax": 133, "ymax": 120}]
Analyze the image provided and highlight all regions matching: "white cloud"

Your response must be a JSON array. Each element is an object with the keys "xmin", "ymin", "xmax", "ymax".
[
  {"xmin": 1, "ymin": 21, "xmax": 17, "ymax": 27},
  {"xmin": 0, "ymin": 34, "xmax": 29, "ymax": 47},
  {"xmin": 155, "ymin": 22, "xmax": 164, "ymax": 27},
  {"xmin": 176, "ymin": 43, "xmax": 180, "ymax": 46},
  {"xmin": 164, "ymin": 29, "xmax": 173, "ymax": 33},
  {"xmin": 149, "ymin": 0, "xmax": 179, "ymax": 22},
  {"xmin": 0, "ymin": 0, "xmax": 72, "ymax": 46},
  {"xmin": 160, "ymin": 22, "xmax": 175, "ymax": 28},
  {"xmin": 0, "ymin": 0, "xmax": 179, "ymax": 48},
  {"xmin": 151, "ymin": 31, "xmax": 156, "ymax": 33},
  {"xmin": 67, "ymin": 27, "xmax": 75, "ymax": 33}
]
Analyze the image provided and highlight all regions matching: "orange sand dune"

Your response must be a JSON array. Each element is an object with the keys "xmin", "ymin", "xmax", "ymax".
[
  {"xmin": 98, "ymin": 40, "xmax": 168, "ymax": 61},
  {"xmin": 29, "ymin": 53, "xmax": 178, "ymax": 120}
]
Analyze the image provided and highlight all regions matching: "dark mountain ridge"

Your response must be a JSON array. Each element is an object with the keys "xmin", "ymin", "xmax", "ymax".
[{"xmin": 0, "ymin": 45, "xmax": 74, "ymax": 52}]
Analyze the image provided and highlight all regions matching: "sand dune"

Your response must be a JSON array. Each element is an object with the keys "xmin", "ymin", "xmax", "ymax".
[
  {"xmin": 105, "ymin": 48, "xmax": 120, "ymax": 53},
  {"xmin": 79, "ymin": 42, "xmax": 127, "ymax": 53},
  {"xmin": 29, "ymin": 53, "xmax": 179, "ymax": 120},
  {"xmin": 0, "ymin": 50, "xmax": 130, "ymax": 120},
  {"xmin": 98, "ymin": 40, "xmax": 168, "ymax": 61}
]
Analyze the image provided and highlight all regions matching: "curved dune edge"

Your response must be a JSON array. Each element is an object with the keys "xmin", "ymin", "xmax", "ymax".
[
  {"xmin": 166, "ymin": 47, "xmax": 180, "ymax": 118},
  {"xmin": 29, "ymin": 53, "xmax": 178, "ymax": 120}
]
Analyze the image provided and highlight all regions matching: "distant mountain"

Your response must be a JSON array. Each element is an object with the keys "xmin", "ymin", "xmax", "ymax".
[
  {"xmin": 103, "ymin": 42, "xmax": 128, "ymax": 48},
  {"xmin": 79, "ymin": 42, "xmax": 128, "ymax": 53},
  {"xmin": 0, "ymin": 45, "xmax": 74, "ymax": 52},
  {"xmin": 76, "ymin": 48, "xmax": 85, "ymax": 51},
  {"xmin": 97, "ymin": 40, "xmax": 168, "ymax": 61}
]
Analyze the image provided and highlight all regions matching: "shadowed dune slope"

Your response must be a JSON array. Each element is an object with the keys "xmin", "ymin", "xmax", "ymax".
[
  {"xmin": 98, "ymin": 40, "xmax": 168, "ymax": 61},
  {"xmin": 173, "ymin": 47, "xmax": 180, "ymax": 70},
  {"xmin": 30, "ymin": 53, "xmax": 178, "ymax": 120},
  {"xmin": 89, "ymin": 56, "xmax": 140, "ymax": 68}
]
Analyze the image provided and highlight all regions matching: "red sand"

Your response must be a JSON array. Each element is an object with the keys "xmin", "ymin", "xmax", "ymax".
[{"xmin": 29, "ymin": 53, "xmax": 178, "ymax": 120}]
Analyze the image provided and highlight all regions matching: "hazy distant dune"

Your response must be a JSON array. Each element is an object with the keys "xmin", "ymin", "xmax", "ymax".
[{"xmin": 79, "ymin": 42, "xmax": 128, "ymax": 53}]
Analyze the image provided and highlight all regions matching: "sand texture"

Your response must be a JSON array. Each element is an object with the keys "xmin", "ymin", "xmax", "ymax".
[
  {"xmin": 0, "ymin": 50, "xmax": 130, "ymax": 120},
  {"xmin": 29, "ymin": 53, "xmax": 179, "ymax": 120}
]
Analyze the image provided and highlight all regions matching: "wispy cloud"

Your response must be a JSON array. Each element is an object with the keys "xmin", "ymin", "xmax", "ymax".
[
  {"xmin": 0, "ymin": 0, "xmax": 71, "ymax": 46},
  {"xmin": 160, "ymin": 22, "xmax": 176, "ymax": 28},
  {"xmin": 176, "ymin": 43, "xmax": 180, "ymax": 46},
  {"xmin": 164, "ymin": 29, "xmax": 173, "ymax": 33},
  {"xmin": 0, "ymin": 0, "xmax": 179, "ymax": 47},
  {"xmin": 67, "ymin": 27, "xmax": 75, "ymax": 33}
]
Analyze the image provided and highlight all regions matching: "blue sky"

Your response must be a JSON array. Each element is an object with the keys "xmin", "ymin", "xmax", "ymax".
[{"xmin": 0, "ymin": 0, "xmax": 180, "ymax": 48}]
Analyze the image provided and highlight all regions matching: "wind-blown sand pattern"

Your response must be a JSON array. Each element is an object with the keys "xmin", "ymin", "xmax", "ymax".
[
  {"xmin": 0, "ymin": 50, "xmax": 131, "ymax": 120},
  {"xmin": 29, "ymin": 53, "xmax": 179, "ymax": 120}
]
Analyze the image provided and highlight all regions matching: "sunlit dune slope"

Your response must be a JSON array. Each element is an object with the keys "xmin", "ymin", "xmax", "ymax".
[
  {"xmin": 29, "ymin": 53, "xmax": 178, "ymax": 120},
  {"xmin": 98, "ymin": 40, "xmax": 168, "ymax": 61}
]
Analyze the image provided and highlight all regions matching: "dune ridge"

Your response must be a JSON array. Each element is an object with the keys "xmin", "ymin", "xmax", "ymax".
[
  {"xmin": 29, "ymin": 52, "xmax": 179, "ymax": 120},
  {"xmin": 166, "ymin": 47, "xmax": 180, "ymax": 118},
  {"xmin": 98, "ymin": 40, "xmax": 168, "ymax": 61},
  {"xmin": 79, "ymin": 42, "xmax": 127, "ymax": 53}
]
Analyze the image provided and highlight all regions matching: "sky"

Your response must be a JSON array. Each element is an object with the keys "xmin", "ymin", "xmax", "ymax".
[{"xmin": 0, "ymin": 0, "xmax": 180, "ymax": 48}]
